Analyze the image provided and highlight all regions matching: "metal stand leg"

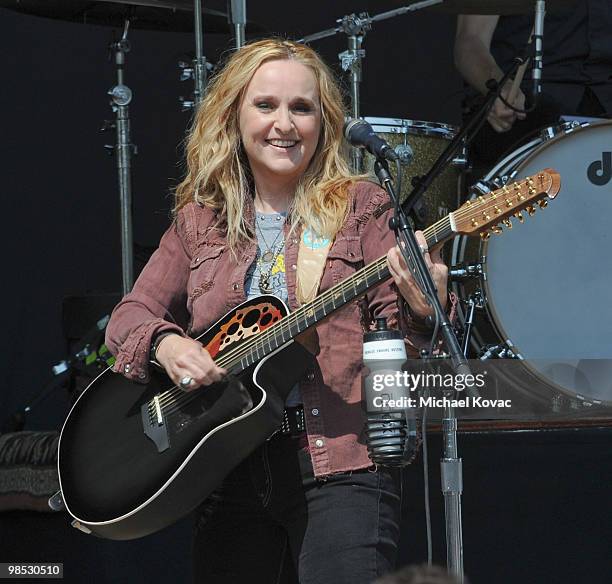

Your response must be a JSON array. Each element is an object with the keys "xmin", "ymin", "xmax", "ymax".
[
  {"xmin": 338, "ymin": 15, "xmax": 369, "ymax": 173},
  {"xmin": 441, "ymin": 413, "xmax": 464, "ymax": 581},
  {"xmin": 193, "ymin": 0, "xmax": 208, "ymax": 106},
  {"xmin": 107, "ymin": 21, "xmax": 136, "ymax": 296}
]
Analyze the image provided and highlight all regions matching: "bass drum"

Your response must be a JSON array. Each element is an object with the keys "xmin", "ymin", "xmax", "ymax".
[{"xmin": 452, "ymin": 120, "xmax": 612, "ymax": 406}]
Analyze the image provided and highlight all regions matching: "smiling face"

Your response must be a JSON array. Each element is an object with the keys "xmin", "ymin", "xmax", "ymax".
[{"xmin": 238, "ymin": 59, "xmax": 321, "ymax": 191}]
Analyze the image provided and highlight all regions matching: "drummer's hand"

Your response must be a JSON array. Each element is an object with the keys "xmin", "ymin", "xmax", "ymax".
[
  {"xmin": 387, "ymin": 231, "xmax": 448, "ymax": 319},
  {"xmin": 155, "ymin": 334, "xmax": 227, "ymax": 391},
  {"xmin": 488, "ymin": 83, "xmax": 527, "ymax": 133}
]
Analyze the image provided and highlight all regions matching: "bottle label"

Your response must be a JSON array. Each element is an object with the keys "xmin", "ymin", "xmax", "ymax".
[{"xmin": 363, "ymin": 339, "xmax": 407, "ymax": 361}]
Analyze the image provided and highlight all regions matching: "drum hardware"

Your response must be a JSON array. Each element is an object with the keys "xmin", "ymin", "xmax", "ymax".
[
  {"xmin": 478, "ymin": 343, "xmax": 518, "ymax": 361},
  {"xmin": 411, "ymin": 0, "xmax": 577, "ymax": 15},
  {"xmin": 0, "ymin": 0, "xmax": 232, "ymax": 32},
  {"xmin": 229, "ymin": 0, "xmax": 247, "ymax": 49},
  {"xmin": 449, "ymin": 262, "xmax": 485, "ymax": 281},
  {"xmin": 178, "ymin": 58, "xmax": 214, "ymax": 111},
  {"xmin": 191, "ymin": 0, "xmax": 207, "ymax": 107},
  {"xmin": 460, "ymin": 291, "xmax": 485, "ymax": 356},
  {"xmin": 103, "ymin": 20, "xmax": 137, "ymax": 295},
  {"xmin": 540, "ymin": 119, "xmax": 583, "ymax": 140},
  {"xmin": 394, "ymin": 144, "xmax": 415, "ymax": 166}
]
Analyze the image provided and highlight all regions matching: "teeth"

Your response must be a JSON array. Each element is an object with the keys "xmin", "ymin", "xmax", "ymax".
[{"xmin": 268, "ymin": 140, "xmax": 297, "ymax": 147}]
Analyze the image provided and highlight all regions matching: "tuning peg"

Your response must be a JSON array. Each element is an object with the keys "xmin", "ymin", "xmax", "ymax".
[
  {"xmin": 492, "ymin": 225, "xmax": 503, "ymax": 235},
  {"xmin": 514, "ymin": 211, "xmax": 524, "ymax": 223},
  {"xmin": 537, "ymin": 200, "xmax": 548, "ymax": 209},
  {"xmin": 526, "ymin": 205, "xmax": 536, "ymax": 216},
  {"xmin": 502, "ymin": 218, "xmax": 513, "ymax": 229},
  {"xmin": 480, "ymin": 231, "xmax": 491, "ymax": 241}
]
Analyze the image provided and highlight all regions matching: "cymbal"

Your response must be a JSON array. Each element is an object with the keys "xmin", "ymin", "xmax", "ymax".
[
  {"xmin": 411, "ymin": 0, "xmax": 578, "ymax": 15},
  {"xmin": 0, "ymin": 0, "xmax": 261, "ymax": 33}
]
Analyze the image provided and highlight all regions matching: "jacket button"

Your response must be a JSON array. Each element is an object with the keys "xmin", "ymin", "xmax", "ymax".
[
  {"xmin": 232, "ymin": 283, "xmax": 239, "ymax": 291},
  {"xmin": 124, "ymin": 364, "xmax": 131, "ymax": 373},
  {"xmin": 139, "ymin": 372, "xmax": 146, "ymax": 380},
  {"xmin": 305, "ymin": 372, "xmax": 315, "ymax": 381},
  {"xmin": 291, "ymin": 264, "xmax": 297, "ymax": 271},
  {"xmin": 311, "ymin": 408, "xmax": 319, "ymax": 416},
  {"xmin": 315, "ymin": 439, "xmax": 324, "ymax": 448}
]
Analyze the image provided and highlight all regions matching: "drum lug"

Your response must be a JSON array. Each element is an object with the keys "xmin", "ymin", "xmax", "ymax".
[
  {"xmin": 449, "ymin": 262, "xmax": 485, "ymax": 281},
  {"xmin": 478, "ymin": 343, "xmax": 518, "ymax": 360}
]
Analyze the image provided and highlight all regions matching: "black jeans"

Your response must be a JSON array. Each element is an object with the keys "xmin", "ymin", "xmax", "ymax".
[{"xmin": 193, "ymin": 432, "xmax": 402, "ymax": 584}]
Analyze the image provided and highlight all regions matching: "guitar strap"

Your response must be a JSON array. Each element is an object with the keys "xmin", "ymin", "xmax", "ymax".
[{"xmin": 296, "ymin": 227, "xmax": 333, "ymax": 305}]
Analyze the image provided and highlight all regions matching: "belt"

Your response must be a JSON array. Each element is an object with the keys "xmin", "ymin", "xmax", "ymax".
[{"xmin": 280, "ymin": 405, "xmax": 306, "ymax": 436}]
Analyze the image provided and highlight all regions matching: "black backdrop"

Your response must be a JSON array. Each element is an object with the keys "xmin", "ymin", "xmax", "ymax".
[{"xmin": 2, "ymin": 3, "xmax": 611, "ymax": 584}]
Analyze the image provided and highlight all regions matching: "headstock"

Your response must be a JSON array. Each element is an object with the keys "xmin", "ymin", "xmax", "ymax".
[{"xmin": 451, "ymin": 168, "xmax": 561, "ymax": 239}]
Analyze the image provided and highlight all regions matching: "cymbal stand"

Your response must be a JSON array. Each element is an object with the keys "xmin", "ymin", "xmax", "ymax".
[
  {"xmin": 230, "ymin": 0, "xmax": 247, "ymax": 49},
  {"xmin": 298, "ymin": 1, "xmax": 444, "ymax": 172},
  {"xmin": 106, "ymin": 20, "xmax": 136, "ymax": 295},
  {"xmin": 193, "ymin": 0, "xmax": 208, "ymax": 106}
]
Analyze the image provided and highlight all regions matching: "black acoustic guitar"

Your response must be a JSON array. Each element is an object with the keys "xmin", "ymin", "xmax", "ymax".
[{"xmin": 57, "ymin": 170, "xmax": 560, "ymax": 540}]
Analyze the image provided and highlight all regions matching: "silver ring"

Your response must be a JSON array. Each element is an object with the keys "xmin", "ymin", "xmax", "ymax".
[
  {"xmin": 179, "ymin": 375, "xmax": 193, "ymax": 390},
  {"xmin": 419, "ymin": 244, "xmax": 428, "ymax": 254}
]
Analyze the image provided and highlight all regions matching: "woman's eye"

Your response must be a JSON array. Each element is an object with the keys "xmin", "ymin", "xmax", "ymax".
[
  {"xmin": 256, "ymin": 102, "xmax": 272, "ymax": 110},
  {"xmin": 293, "ymin": 103, "xmax": 313, "ymax": 113}
]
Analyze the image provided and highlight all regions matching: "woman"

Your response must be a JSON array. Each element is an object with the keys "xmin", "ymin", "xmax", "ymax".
[{"xmin": 106, "ymin": 39, "xmax": 448, "ymax": 584}]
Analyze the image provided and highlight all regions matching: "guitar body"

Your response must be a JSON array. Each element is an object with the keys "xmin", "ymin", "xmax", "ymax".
[{"xmin": 58, "ymin": 296, "xmax": 313, "ymax": 540}]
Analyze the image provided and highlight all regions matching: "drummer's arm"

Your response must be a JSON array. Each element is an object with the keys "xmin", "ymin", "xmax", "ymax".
[
  {"xmin": 454, "ymin": 15, "xmax": 526, "ymax": 133},
  {"xmin": 454, "ymin": 15, "xmax": 502, "ymax": 95}
]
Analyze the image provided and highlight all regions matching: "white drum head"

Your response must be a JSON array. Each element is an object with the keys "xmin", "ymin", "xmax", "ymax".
[{"xmin": 483, "ymin": 121, "xmax": 612, "ymax": 403}]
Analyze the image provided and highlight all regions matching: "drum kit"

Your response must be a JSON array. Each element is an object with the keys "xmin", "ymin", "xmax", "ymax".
[{"xmin": 5, "ymin": 0, "xmax": 610, "ymax": 412}]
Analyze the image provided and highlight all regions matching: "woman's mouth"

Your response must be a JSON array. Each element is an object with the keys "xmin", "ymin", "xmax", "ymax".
[{"xmin": 266, "ymin": 139, "xmax": 299, "ymax": 150}]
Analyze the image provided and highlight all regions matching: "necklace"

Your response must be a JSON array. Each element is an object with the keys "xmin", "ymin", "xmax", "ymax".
[
  {"xmin": 256, "ymin": 213, "xmax": 286, "ymax": 263},
  {"xmin": 258, "ymin": 239, "xmax": 285, "ymax": 294}
]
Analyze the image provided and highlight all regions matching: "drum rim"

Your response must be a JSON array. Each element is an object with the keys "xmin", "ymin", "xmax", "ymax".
[
  {"xmin": 459, "ymin": 119, "xmax": 612, "ymax": 405},
  {"xmin": 363, "ymin": 116, "xmax": 458, "ymax": 138}
]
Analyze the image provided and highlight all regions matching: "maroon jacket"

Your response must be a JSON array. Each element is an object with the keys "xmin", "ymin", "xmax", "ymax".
[{"xmin": 105, "ymin": 181, "xmax": 433, "ymax": 477}]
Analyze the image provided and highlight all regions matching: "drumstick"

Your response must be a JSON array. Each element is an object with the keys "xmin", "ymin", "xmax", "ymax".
[{"xmin": 507, "ymin": 25, "xmax": 535, "ymax": 104}]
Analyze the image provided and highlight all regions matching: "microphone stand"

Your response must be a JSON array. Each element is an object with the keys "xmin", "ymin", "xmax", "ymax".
[
  {"xmin": 374, "ymin": 157, "xmax": 471, "ymax": 581},
  {"xmin": 374, "ymin": 45, "xmax": 532, "ymax": 582}
]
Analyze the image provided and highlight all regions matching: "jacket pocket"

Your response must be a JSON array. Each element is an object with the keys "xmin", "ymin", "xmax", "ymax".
[
  {"xmin": 327, "ymin": 236, "xmax": 364, "ymax": 285},
  {"xmin": 188, "ymin": 245, "xmax": 224, "ymax": 300}
]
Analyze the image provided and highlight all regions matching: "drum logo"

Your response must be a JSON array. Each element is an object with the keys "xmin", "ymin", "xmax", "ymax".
[{"xmin": 587, "ymin": 152, "xmax": 611, "ymax": 186}]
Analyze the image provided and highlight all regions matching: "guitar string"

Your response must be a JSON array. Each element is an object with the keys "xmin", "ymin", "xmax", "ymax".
[{"xmin": 154, "ymin": 174, "xmax": 553, "ymax": 413}]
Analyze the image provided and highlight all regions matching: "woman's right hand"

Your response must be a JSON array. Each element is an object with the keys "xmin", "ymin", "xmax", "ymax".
[{"xmin": 155, "ymin": 334, "xmax": 227, "ymax": 391}]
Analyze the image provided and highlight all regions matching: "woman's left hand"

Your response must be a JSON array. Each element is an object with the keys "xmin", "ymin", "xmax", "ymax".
[{"xmin": 386, "ymin": 231, "xmax": 448, "ymax": 319}]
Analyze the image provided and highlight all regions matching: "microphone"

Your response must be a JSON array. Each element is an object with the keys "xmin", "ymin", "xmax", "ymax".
[
  {"xmin": 532, "ymin": 1, "xmax": 545, "ymax": 101},
  {"xmin": 344, "ymin": 118, "xmax": 399, "ymax": 161}
]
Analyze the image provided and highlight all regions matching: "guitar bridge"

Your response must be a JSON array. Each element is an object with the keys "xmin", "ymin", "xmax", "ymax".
[{"xmin": 141, "ymin": 397, "xmax": 169, "ymax": 453}]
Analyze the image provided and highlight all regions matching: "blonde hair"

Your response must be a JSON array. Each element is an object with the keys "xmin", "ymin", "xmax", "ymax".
[{"xmin": 174, "ymin": 38, "xmax": 359, "ymax": 252}]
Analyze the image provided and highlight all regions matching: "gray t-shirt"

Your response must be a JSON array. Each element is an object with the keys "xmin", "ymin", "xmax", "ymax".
[{"xmin": 245, "ymin": 211, "xmax": 301, "ymax": 406}]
